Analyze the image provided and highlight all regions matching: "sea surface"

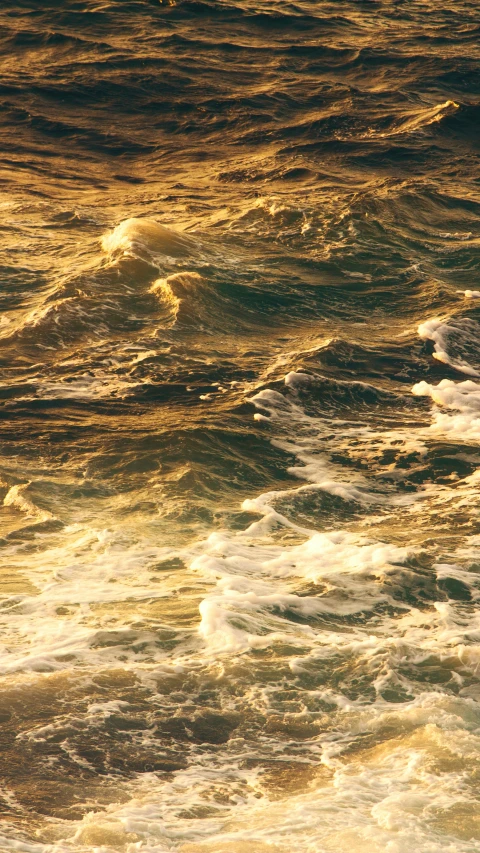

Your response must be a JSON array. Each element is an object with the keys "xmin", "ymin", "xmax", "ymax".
[{"xmin": 0, "ymin": 1, "xmax": 480, "ymax": 851}]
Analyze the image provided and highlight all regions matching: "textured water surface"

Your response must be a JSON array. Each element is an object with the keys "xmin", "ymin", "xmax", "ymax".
[{"xmin": 0, "ymin": 1, "xmax": 480, "ymax": 851}]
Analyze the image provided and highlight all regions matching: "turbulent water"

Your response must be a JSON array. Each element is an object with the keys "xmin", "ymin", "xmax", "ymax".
[{"xmin": 0, "ymin": 1, "xmax": 480, "ymax": 851}]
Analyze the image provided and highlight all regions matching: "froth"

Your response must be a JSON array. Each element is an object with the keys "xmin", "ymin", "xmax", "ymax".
[
  {"xmin": 412, "ymin": 378, "xmax": 480, "ymax": 440},
  {"xmin": 193, "ymin": 527, "xmax": 409, "ymax": 653},
  {"xmin": 418, "ymin": 318, "xmax": 480, "ymax": 377}
]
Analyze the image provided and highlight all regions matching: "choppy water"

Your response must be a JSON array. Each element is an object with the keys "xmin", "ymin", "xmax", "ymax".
[{"xmin": 1, "ymin": 1, "xmax": 480, "ymax": 851}]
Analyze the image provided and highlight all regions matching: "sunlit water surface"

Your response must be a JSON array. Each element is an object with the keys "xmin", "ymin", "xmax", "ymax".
[{"xmin": 0, "ymin": 1, "xmax": 480, "ymax": 851}]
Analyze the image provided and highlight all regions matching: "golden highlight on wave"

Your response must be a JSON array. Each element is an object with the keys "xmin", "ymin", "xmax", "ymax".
[
  {"xmin": 101, "ymin": 217, "xmax": 199, "ymax": 262},
  {"xmin": 149, "ymin": 271, "xmax": 205, "ymax": 326}
]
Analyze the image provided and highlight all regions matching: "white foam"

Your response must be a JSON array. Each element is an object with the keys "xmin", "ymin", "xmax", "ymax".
[
  {"xmin": 1, "ymin": 488, "xmax": 479, "ymax": 852},
  {"xmin": 0, "ymin": 524, "xmax": 191, "ymax": 675},
  {"xmin": 418, "ymin": 318, "xmax": 480, "ymax": 377},
  {"xmin": 250, "ymin": 377, "xmax": 418, "ymax": 509},
  {"xmin": 3, "ymin": 278, "xmax": 480, "ymax": 853},
  {"xmin": 15, "ymin": 687, "xmax": 477, "ymax": 853},
  {"xmin": 191, "ymin": 522, "xmax": 409, "ymax": 654},
  {"xmin": 412, "ymin": 378, "xmax": 480, "ymax": 440}
]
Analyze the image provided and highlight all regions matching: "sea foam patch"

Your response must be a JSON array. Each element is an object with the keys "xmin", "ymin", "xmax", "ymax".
[
  {"xmin": 412, "ymin": 378, "xmax": 480, "ymax": 440},
  {"xmin": 418, "ymin": 317, "xmax": 480, "ymax": 377}
]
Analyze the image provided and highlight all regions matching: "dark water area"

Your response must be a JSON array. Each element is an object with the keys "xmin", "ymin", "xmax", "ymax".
[{"xmin": 0, "ymin": 2, "xmax": 480, "ymax": 851}]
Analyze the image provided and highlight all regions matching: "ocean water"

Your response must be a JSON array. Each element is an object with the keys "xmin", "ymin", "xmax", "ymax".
[{"xmin": 0, "ymin": 1, "xmax": 480, "ymax": 851}]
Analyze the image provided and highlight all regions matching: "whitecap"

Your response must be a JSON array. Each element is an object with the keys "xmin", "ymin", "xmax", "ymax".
[
  {"xmin": 380, "ymin": 99, "xmax": 459, "ymax": 137},
  {"xmin": 102, "ymin": 217, "xmax": 198, "ymax": 262},
  {"xmin": 4, "ymin": 483, "xmax": 55, "ymax": 524},
  {"xmin": 418, "ymin": 317, "xmax": 480, "ymax": 377},
  {"xmin": 412, "ymin": 378, "xmax": 480, "ymax": 441}
]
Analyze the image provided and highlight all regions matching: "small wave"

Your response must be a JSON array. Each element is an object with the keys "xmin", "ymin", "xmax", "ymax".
[
  {"xmin": 254, "ymin": 369, "xmax": 404, "ymax": 420},
  {"xmin": 34, "ymin": 373, "xmax": 142, "ymax": 401},
  {"xmin": 102, "ymin": 218, "xmax": 199, "ymax": 264},
  {"xmin": 0, "ymin": 294, "xmax": 110, "ymax": 352},
  {"xmin": 4, "ymin": 483, "xmax": 55, "ymax": 523},
  {"xmin": 248, "ymin": 373, "xmax": 413, "ymax": 518},
  {"xmin": 150, "ymin": 271, "xmax": 204, "ymax": 326},
  {"xmin": 418, "ymin": 317, "xmax": 480, "ymax": 377},
  {"xmin": 379, "ymin": 100, "xmax": 459, "ymax": 138}
]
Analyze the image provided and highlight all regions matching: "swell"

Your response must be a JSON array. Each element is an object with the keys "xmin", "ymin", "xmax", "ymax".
[
  {"xmin": 1, "ymin": 1, "xmax": 480, "ymax": 849},
  {"xmin": 1, "ymin": 0, "xmax": 478, "ymax": 179}
]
